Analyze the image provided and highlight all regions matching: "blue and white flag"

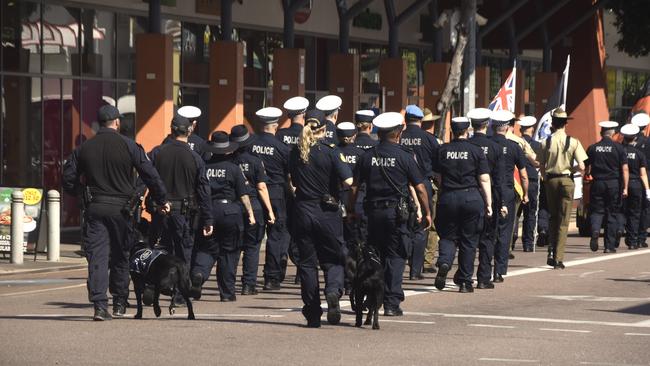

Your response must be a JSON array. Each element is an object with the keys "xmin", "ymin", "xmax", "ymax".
[{"xmin": 535, "ymin": 55, "xmax": 570, "ymax": 141}]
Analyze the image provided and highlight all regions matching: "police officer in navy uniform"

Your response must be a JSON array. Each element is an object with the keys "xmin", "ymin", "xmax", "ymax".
[
  {"xmin": 434, "ymin": 116, "xmax": 492, "ymax": 293},
  {"xmin": 277, "ymin": 96, "xmax": 309, "ymax": 148},
  {"xmin": 467, "ymin": 109, "xmax": 505, "ymax": 290},
  {"xmin": 512, "ymin": 116, "xmax": 547, "ymax": 251},
  {"xmin": 620, "ymin": 124, "xmax": 650, "ymax": 249},
  {"xmin": 249, "ymin": 107, "xmax": 292, "ymax": 290},
  {"xmin": 399, "ymin": 105, "xmax": 440, "ymax": 281},
  {"xmin": 354, "ymin": 110, "xmax": 379, "ymax": 151},
  {"xmin": 353, "ymin": 112, "xmax": 431, "ymax": 316},
  {"xmin": 585, "ymin": 121, "xmax": 629, "ymax": 253},
  {"xmin": 62, "ymin": 105, "xmax": 169, "ymax": 320},
  {"xmin": 277, "ymin": 96, "xmax": 309, "ymax": 281},
  {"xmin": 290, "ymin": 109, "xmax": 353, "ymax": 327},
  {"xmin": 315, "ymin": 95, "xmax": 342, "ymax": 145},
  {"xmin": 230, "ymin": 125, "xmax": 276, "ymax": 295},
  {"xmin": 158, "ymin": 106, "xmax": 208, "ymax": 159},
  {"xmin": 191, "ymin": 132, "xmax": 256, "ymax": 302},
  {"xmin": 336, "ymin": 122, "xmax": 365, "ymax": 293},
  {"xmin": 631, "ymin": 113, "xmax": 650, "ymax": 247},
  {"xmin": 148, "ymin": 114, "xmax": 214, "ymax": 306},
  {"xmin": 490, "ymin": 110, "xmax": 528, "ymax": 283}
]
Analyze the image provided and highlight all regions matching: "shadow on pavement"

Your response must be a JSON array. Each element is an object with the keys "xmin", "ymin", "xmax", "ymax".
[
  {"xmin": 45, "ymin": 301, "xmax": 93, "ymax": 309},
  {"xmin": 589, "ymin": 302, "xmax": 650, "ymax": 316}
]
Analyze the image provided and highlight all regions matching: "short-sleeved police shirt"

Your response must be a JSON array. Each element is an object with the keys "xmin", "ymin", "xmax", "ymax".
[
  {"xmin": 204, "ymin": 158, "xmax": 249, "ymax": 202},
  {"xmin": 400, "ymin": 124, "xmax": 439, "ymax": 178},
  {"xmin": 586, "ymin": 137, "xmax": 628, "ymax": 180},
  {"xmin": 522, "ymin": 135, "xmax": 541, "ymax": 180},
  {"xmin": 624, "ymin": 144, "xmax": 647, "ymax": 181},
  {"xmin": 289, "ymin": 141, "xmax": 352, "ymax": 200},
  {"xmin": 356, "ymin": 141, "xmax": 424, "ymax": 202},
  {"xmin": 470, "ymin": 132, "xmax": 505, "ymax": 200},
  {"xmin": 232, "ymin": 150, "xmax": 268, "ymax": 200},
  {"xmin": 492, "ymin": 134, "xmax": 527, "ymax": 188},
  {"xmin": 249, "ymin": 132, "xmax": 290, "ymax": 186},
  {"xmin": 435, "ymin": 138, "xmax": 489, "ymax": 191},
  {"xmin": 539, "ymin": 129, "xmax": 588, "ymax": 176},
  {"xmin": 276, "ymin": 123, "xmax": 303, "ymax": 148},
  {"xmin": 354, "ymin": 132, "xmax": 379, "ymax": 151}
]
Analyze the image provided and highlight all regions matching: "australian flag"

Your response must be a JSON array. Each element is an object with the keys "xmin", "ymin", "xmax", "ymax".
[{"xmin": 488, "ymin": 65, "xmax": 516, "ymax": 112}]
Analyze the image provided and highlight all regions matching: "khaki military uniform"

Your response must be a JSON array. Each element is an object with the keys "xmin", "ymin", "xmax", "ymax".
[{"xmin": 539, "ymin": 129, "xmax": 588, "ymax": 262}]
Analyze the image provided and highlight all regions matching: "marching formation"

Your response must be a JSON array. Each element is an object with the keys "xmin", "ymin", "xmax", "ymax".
[{"xmin": 62, "ymin": 96, "xmax": 650, "ymax": 328}]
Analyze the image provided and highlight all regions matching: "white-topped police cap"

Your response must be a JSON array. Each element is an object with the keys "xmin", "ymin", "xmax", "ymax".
[
  {"xmin": 336, "ymin": 122, "xmax": 357, "ymax": 137},
  {"xmin": 466, "ymin": 108, "xmax": 492, "ymax": 122},
  {"xmin": 355, "ymin": 109, "xmax": 375, "ymax": 123},
  {"xmin": 631, "ymin": 112, "xmax": 650, "ymax": 127},
  {"xmin": 620, "ymin": 123, "xmax": 640, "ymax": 136},
  {"xmin": 518, "ymin": 115, "xmax": 537, "ymax": 127},
  {"xmin": 283, "ymin": 96, "xmax": 309, "ymax": 115},
  {"xmin": 315, "ymin": 95, "xmax": 342, "ymax": 113},
  {"xmin": 598, "ymin": 121, "xmax": 619, "ymax": 130},
  {"xmin": 451, "ymin": 116, "xmax": 470, "ymax": 131},
  {"xmin": 490, "ymin": 109, "xmax": 516, "ymax": 126},
  {"xmin": 255, "ymin": 107, "xmax": 283, "ymax": 124},
  {"xmin": 177, "ymin": 105, "xmax": 201, "ymax": 119},
  {"xmin": 372, "ymin": 112, "xmax": 404, "ymax": 130}
]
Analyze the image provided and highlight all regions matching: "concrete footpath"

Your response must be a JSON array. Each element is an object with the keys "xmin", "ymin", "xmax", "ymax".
[{"xmin": 0, "ymin": 243, "xmax": 86, "ymax": 276}]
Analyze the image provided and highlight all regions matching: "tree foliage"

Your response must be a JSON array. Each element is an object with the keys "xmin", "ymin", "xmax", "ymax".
[{"xmin": 610, "ymin": 0, "xmax": 650, "ymax": 57}]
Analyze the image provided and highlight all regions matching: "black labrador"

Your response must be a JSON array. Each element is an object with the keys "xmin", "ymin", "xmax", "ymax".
[
  {"xmin": 347, "ymin": 242, "xmax": 384, "ymax": 330},
  {"xmin": 129, "ymin": 243, "xmax": 196, "ymax": 320}
]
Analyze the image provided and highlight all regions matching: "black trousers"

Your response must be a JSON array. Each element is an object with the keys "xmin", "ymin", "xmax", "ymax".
[
  {"xmin": 589, "ymin": 179, "xmax": 623, "ymax": 250},
  {"xmin": 435, "ymin": 188, "xmax": 484, "ymax": 285},
  {"xmin": 477, "ymin": 197, "xmax": 498, "ymax": 284},
  {"xmin": 409, "ymin": 179, "xmax": 432, "ymax": 277},
  {"xmin": 367, "ymin": 204, "xmax": 412, "ymax": 308},
  {"xmin": 513, "ymin": 180, "xmax": 542, "ymax": 249},
  {"xmin": 264, "ymin": 185, "xmax": 290, "ymax": 282},
  {"xmin": 191, "ymin": 202, "xmax": 243, "ymax": 299},
  {"xmin": 152, "ymin": 212, "xmax": 193, "ymax": 266},
  {"xmin": 83, "ymin": 203, "xmax": 134, "ymax": 309},
  {"xmin": 294, "ymin": 200, "xmax": 345, "ymax": 320},
  {"xmin": 241, "ymin": 199, "xmax": 265, "ymax": 287},
  {"xmin": 624, "ymin": 180, "xmax": 644, "ymax": 246},
  {"xmin": 495, "ymin": 190, "xmax": 516, "ymax": 275}
]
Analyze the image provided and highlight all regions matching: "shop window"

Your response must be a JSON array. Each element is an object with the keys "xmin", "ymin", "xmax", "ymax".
[
  {"xmin": 239, "ymin": 29, "xmax": 267, "ymax": 88},
  {"xmin": 181, "ymin": 22, "xmax": 218, "ymax": 84},
  {"xmin": 621, "ymin": 70, "xmax": 649, "ymax": 107},
  {"xmin": 116, "ymin": 14, "xmax": 146, "ymax": 80},
  {"xmin": 81, "ymin": 9, "xmax": 115, "ymax": 78},
  {"xmin": 1, "ymin": 0, "xmax": 41, "ymax": 73},
  {"xmin": 116, "ymin": 82, "xmax": 136, "ymax": 140},
  {"xmin": 42, "ymin": 5, "xmax": 81, "ymax": 76},
  {"xmin": 2, "ymin": 76, "xmax": 42, "ymax": 187}
]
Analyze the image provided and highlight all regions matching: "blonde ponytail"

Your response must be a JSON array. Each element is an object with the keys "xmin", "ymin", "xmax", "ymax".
[
  {"xmin": 299, "ymin": 122, "xmax": 327, "ymax": 164},
  {"xmin": 299, "ymin": 123, "xmax": 316, "ymax": 163}
]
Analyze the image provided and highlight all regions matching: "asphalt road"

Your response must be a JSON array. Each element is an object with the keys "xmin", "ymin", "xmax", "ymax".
[{"xmin": 1, "ymin": 234, "xmax": 650, "ymax": 366}]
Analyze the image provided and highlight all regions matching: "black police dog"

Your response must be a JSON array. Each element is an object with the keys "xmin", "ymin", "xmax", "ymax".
[
  {"xmin": 346, "ymin": 241, "xmax": 384, "ymax": 330},
  {"xmin": 129, "ymin": 242, "xmax": 195, "ymax": 320}
]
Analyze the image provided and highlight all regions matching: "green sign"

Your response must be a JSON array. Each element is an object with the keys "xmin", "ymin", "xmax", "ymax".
[{"xmin": 353, "ymin": 8, "xmax": 382, "ymax": 31}]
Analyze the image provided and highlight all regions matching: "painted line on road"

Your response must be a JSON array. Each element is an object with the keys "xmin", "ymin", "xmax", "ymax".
[
  {"xmin": 402, "ymin": 311, "xmax": 650, "ymax": 329},
  {"xmin": 579, "ymin": 270, "xmax": 604, "ymax": 278},
  {"xmin": 539, "ymin": 328, "xmax": 591, "ymax": 333},
  {"xmin": 468, "ymin": 324, "xmax": 516, "ymax": 329},
  {"xmin": 1, "ymin": 283, "xmax": 86, "ymax": 297},
  {"xmin": 478, "ymin": 358, "xmax": 539, "ymax": 363},
  {"xmin": 536, "ymin": 295, "xmax": 650, "ymax": 302},
  {"xmin": 579, "ymin": 362, "xmax": 649, "ymax": 366},
  {"xmin": 624, "ymin": 333, "xmax": 650, "ymax": 337},
  {"xmin": 16, "ymin": 313, "xmax": 286, "ymax": 319}
]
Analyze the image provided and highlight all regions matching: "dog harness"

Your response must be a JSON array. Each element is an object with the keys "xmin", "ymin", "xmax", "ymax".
[{"xmin": 130, "ymin": 248, "xmax": 166, "ymax": 275}]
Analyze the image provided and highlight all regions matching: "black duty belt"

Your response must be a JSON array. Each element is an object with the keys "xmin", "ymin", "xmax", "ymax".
[
  {"xmin": 213, "ymin": 199, "xmax": 232, "ymax": 204},
  {"xmin": 546, "ymin": 173, "xmax": 571, "ymax": 179},
  {"xmin": 441, "ymin": 187, "xmax": 477, "ymax": 194},
  {"xmin": 91, "ymin": 195, "xmax": 129, "ymax": 205},
  {"xmin": 364, "ymin": 200, "xmax": 398, "ymax": 209}
]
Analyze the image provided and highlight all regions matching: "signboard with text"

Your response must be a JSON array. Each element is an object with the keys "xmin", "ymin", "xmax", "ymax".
[{"xmin": 0, "ymin": 187, "xmax": 43, "ymax": 253}]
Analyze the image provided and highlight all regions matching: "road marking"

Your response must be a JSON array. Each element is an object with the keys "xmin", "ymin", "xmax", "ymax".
[
  {"xmin": 624, "ymin": 333, "xmax": 650, "ymax": 336},
  {"xmin": 402, "ymin": 311, "xmax": 650, "ymax": 329},
  {"xmin": 1, "ymin": 283, "xmax": 86, "ymax": 297},
  {"xmin": 468, "ymin": 324, "xmax": 516, "ymax": 329},
  {"xmin": 17, "ymin": 313, "xmax": 286, "ymax": 319},
  {"xmin": 478, "ymin": 358, "xmax": 539, "ymax": 363},
  {"xmin": 0, "ymin": 279, "xmax": 81, "ymax": 286},
  {"xmin": 579, "ymin": 362, "xmax": 648, "ymax": 366},
  {"xmin": 537, "ymin": 295, "xmax": 650, "ymax": 302},
  {"xmin": 539, "ymin": 328, "xmax": 591, "ymax": 333}
]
